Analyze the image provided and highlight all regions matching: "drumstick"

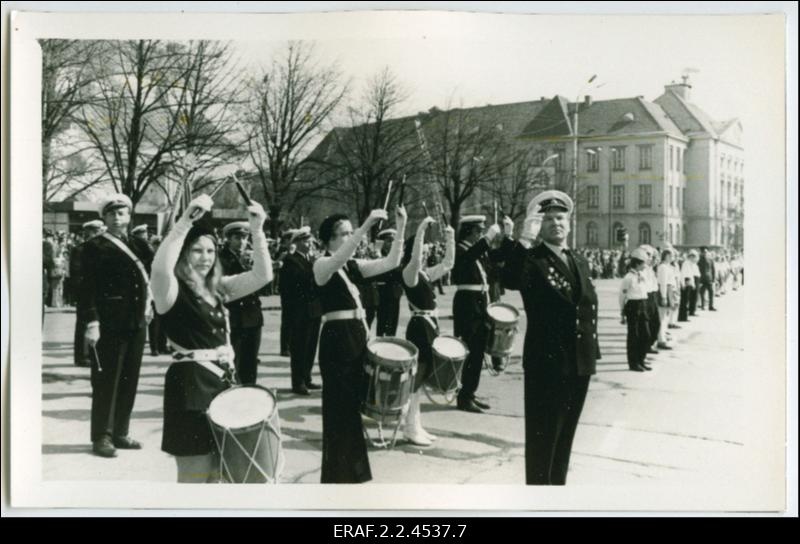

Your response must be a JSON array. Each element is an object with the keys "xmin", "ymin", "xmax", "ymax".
[
  {"xmin": 189, "ymin": 176, "xmax": 230, "ymax": 220},
  {"xmin": 377, "ymin": 179, "xmax": 393, "ymax": 232},
  {"xmin": 232, "ymin": 172, "xmax": 253, "ymax": 206},
  {"xmin": 494, "ymin": 200, "xmax": 498, "ymax": 225}
]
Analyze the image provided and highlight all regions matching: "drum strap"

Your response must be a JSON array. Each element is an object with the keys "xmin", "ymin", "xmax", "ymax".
[
  {"xmin": 408, "ymin": 301, "xmax": 439, "ymax": 332},
  {"xmin": 170, "ymin": 343, "xmax": 236, "ymax": 384}
]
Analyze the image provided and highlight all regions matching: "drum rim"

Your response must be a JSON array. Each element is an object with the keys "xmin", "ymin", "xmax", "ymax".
[
  {"xmin": 366, "ymin": 336, "xmax": 419, "ymax": 367},
  {"xmin": 432, "ymin": 335, "xmax": 468, "ymax": 361},
  {"xmin": 207, "ymin": 384, "xmax": 279, "ymax": 433},
  {"xmin": 487, "ymin": 301, "xmax": 520, "ymax": 321}
]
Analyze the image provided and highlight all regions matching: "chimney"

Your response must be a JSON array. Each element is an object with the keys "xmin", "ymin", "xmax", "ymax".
[
  {"xmin": 665, "ymin": 75, "xmax": 692, "ymax": 101},
  {"xmin": 584, "ymin": 95, "xmax": 593, "ymax": 107}
]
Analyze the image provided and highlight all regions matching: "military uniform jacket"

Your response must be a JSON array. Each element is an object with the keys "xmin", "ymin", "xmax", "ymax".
[
  {"xmin": 372, "ymin": 267, "xmax": 404, "ymax": 299},
  {"xmin": 451, "ymin": 238, "xmax": 503, "ymax": 334},
  {"xmin": 279, "ymin": 252, "xmax": 322, "ymax": 318},
  {"xmin": 78, "ymin": 233, "xmax": 154, "ymax": 332},
  {"xmin": 219, "ymin": 246, "xmax": 264, "ymax": 329},
  {"xmin": 698, "ymin": 256, "xmax": 716, "ymax": 282},
  {"xmin": 499, "ymin": 239, "xmax": 601, "ymax": 377}
]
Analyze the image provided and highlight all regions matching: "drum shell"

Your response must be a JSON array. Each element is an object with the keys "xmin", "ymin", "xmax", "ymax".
[
  {"xmin": 362, "ymin": 337, "xmax": 418, "ymax": 422},
  {"xmin": 426, "ymin": 336, "xmax": 468, "ymax": 394},
  {"xmin": 206, "ymin": 385, "xmax": 283, "ymax": 483},
  {"xmin": 486, "ymin": 303, "xmax": 520, "ymax": 357}
]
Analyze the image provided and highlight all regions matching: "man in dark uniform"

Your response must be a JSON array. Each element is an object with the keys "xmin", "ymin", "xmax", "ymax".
[
  {"xmin": 80, "ymin": 194, "xmax": 154, "ymax": 458},
  {"xmin": 219, "ymin": 221, "xmax": 265, "ymax": 385},
  {"xmin": 279, "ymin": 226, "xmax": 323, "ymax": 395},
  {"xmin": 497, "ymin": 190, "xmax": 601, "ymax": 485},
  {"xmin": 72, "ymin": 220, "xmax": 104, "ymax": 367},
  {"xmin": 374, "ymin": 228, "xmax": 404, "ymax": 337},
  {"xmin": 452, "ymin": 214, "xmax": 505, "ymax": 413},
  {"xmin": 697, "ymin": 246, "xmax": 717, "ymax": 311}
]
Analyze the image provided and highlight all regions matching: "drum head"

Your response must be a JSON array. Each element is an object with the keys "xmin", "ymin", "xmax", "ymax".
[
  {"xmin": 487, "ymin": 303, "xmax": 519, "ymax": 323},
  {"xmin": 208, "ymin": 386, "xmax": 275, "ymax": 429},
  {"xmin": 433, "ymin": 336, "xmax": 467, "ymax": 359},
  {"xmin": 368, "ymin": 338, "xmax": 418, "ymax": 368}
]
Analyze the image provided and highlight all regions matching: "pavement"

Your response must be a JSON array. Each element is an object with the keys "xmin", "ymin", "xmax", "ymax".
[{"xmin": 40, "ymin": 280, "xmax": 747, "ymax": 485}]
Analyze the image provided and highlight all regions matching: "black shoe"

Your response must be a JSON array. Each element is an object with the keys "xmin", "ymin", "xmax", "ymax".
[
  {"xmin": 709, "ymin": 308, "xmax": 717, "ymax": 311},
  {"xmin": 641, "ymin": 364, "xmax": 653, "ymax": 371},
  {"xmin": 113, "ymin": 436, "xmax": 142, "ymax": 449},
  {"xmin": 648, "ymin": 348, "xmax": 659, "ymax": 354},
  {"xmin": 472, "ymin": 398, "xmax": 491, "ymax": 410},
  {"xmin": 292, "ymin": 385, "xmax": 311, "ymax": 396},
  {"xmin": 656, "ymin": 342, "xmax": 673, "ymax": 350},
  {"xmin": 668, "ymin": 324, "xmax": 681, "ymax": 329},
  {"xmin": 456, "ymin": 400, "xmax": 484, "ymax": 413},
  {"xmin": 306, "ymin": 382, "xmax": 322, "ymax": 390},
  {"xmin": 493, "ymin": 363, "xmax": 506, "ymax": 372},
  {"xmin": 629, "ymin": 366, "xmax": 645, "ymax": 372},
  {"xmin": 93, "ymin": 437, "xmax": 117, "ymax": 458}
]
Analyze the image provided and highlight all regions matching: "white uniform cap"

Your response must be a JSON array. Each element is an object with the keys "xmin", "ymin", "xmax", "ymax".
[
  {"xmin": 82, "ymin": 219, "xmax": 105, "ymax": 230},
  {"xmin": 377, "ymin": 228, "xmax": 397, "ymax": 239},
  {"xmin": 458, "ymin": 215, "xmax": 486, "ymax": 225},
  {"xmin": 290, "ymin": 226, "xmax": 312, "ymax": 243},
  {"xmin": 131, "ymin": 224, "xmax": 148, "ymax": 235},
  {"xmin": 98, "ymin": 193, "xmax": 133, "ymax": 216},
  {"xmin": 526, "ymin": 190, "xmax": 574, "ymax": 217},
  {"xmin": 631, "ymin": 247, "xmax": 649, "ymax": 261},
  {"xmin": 223, "ymin": 221, "xmax": 249, "ymax": 237}
]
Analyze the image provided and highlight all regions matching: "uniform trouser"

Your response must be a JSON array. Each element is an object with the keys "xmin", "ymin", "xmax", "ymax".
[
  {"xmin": 688, "ymin": 285, "xmax": 698, "ymax": 315},
  {"xmin": 90, "ymin": 327, "xmax": 146, "ymax": 442},
  {"xmin": 73, "ymin": 313, "xmax": 90, "ymax": 366},
  {"xmin": 699, "ymin": 279, "xmax": 715, "ymax": 309},
  {"xmin": 376, "ymin": 293, "xmax": 401, "ymax": 337},
  {"xmin": 624, "ymin": 300, "xmax": 650, "ymax": 368},
  {"xmin": 646, "ymin": 293, "xmax": 661, "ymax": 346},
  {"xmin": 231, "ymin": 326, "xmax": 262, "ymax": 385},
  {"xmin": 657, "ymin": 305, "xmax": 673, "ymax": 344},
  {"xmin": 289, "ymin": 311, "xmax": 321, "ymax": 388},
  {"xmin": 456, "ymin": 318, "xmax": 489, "ymax": 402},
  {"xmin": 525, "ymin": 372, "xmax": 590, "ymax": 485},
  {"xmin": 280, "ymin": 307, "xmax": 291, "ymax": 354}
]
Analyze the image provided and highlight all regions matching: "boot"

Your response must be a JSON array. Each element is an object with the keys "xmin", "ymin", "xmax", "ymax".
[{"xmin": 403, "ymin": 392, "xmax": 432, "ymax": 447}]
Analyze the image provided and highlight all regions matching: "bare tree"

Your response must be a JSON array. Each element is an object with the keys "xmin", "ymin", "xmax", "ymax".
[
  {"xmin": 73, "ymin": 40, "xmax": 243, "ymax": 208},
  {"xmin": 40, "ymin": 40, "xmax": 103, "ymax": 201},
  {"xmin": 243, "ymin": 41, "xmax": 348, "ymax": 236},
  {"xmin": 490, "ymin": 147, "xmax": 541, "ymax": 227},
  {"xmin": 311, "ymin": 68, "xmax": 422, "ymax": 223},
  {"xmin": 416, "ymin": 103, "xmax": 513, "ymax": 228}
]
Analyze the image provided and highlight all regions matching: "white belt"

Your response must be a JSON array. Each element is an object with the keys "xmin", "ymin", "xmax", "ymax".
[
  {"xmin": 411, "ymin": 309, "xmax": 439, "ymax": 318},
  {"xmin": 321, "ymin": 309, "xmax": 367, "ymax": 323},
  {"xmin": 456, "ymin": 284, "xmax": 487, "ymax": 292},
  {"xmin": 170, "ymin": 344, "xmax": 235, "ymax": 381}
]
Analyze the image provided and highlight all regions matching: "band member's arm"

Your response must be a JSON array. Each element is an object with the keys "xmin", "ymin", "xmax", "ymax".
[
  {"xmin": 78, "ymin": 240, "xmax": 101, "ymax": 338},
  {"xmin": 425, "ymin": 225, "xmax": 455, "ymax": 283},
  {"xmin": 220, "ymin": 204, "xmax": 273, "ymax": 301},
  {"xmin": 358, "ymin": 206, "xmax": 408, "ymax": 279},
  {"xmin": 314, "ymin": 208, "xmax": 388, "ymax": 286},
  {"xmin": 150, "ymin": 209, "xmax": 196, "ymax": 315},
  {"xmin": 402, "ymin": 217, "xmax": 436, "ymax": 288}
]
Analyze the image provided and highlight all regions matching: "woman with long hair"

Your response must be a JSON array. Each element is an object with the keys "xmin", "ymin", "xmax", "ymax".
[
  {"xmin": 150, "ymin": 194, "xmax": 272, "ymax": 483},
  {"xmin": 400, "ymin": 217, "xmax": 455, "ymax": 446},
  {"xmin": 313, "ymin": 206, "xmax": 407, "ymax": 483}
]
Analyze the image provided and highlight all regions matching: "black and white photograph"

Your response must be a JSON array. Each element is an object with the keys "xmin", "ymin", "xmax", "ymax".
[{"xmin": 3, "ymin": 3, "xmax": 795, "ymax": 513}]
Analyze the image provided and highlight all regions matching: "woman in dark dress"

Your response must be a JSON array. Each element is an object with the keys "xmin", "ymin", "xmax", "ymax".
[
  {"xmin": 313, "ymin": 206, "xmax": 407, "ymax": 483},
  {"xmin": 151, "ymin": 195, "xmax": 272, "ymax": 483},
  {"xmin": 400, "ymin": 217, "xmax": 455, "ymax": 446}
]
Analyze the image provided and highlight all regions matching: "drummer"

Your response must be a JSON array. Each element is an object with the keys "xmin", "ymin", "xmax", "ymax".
[
  {"xmin": 150, "ymin": 194, "xmax": 272, "ymax": 483},
  {"xmin": 452, "ymin": 215, "xmax": 506, "ymax": 414},
  {"xmin": 313, "ymin": 206, "xmax": 407, "ymax": 484},
  {"xmin": 400, "ymin": 216, "xmax": 456, "ymax": 446}
]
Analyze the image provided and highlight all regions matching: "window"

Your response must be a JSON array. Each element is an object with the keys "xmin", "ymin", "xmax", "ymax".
[
  {"xmin": 639, "ymin": 222, "xmax": 651, "ymax": 245},
  {"xmin": 676, "ymin": 224, "xmax": 681, "ymax": 244},
  {"xmin": 553, "ymin": 148, "xmax": 565, "ymax": 170},
  {"xmin": 670, "ymin": 145, "xmax": 674, "ymax": 171},
  {"xmin": 586, "ymin": 222, "xmax": 599, "ymax": 246},
  {"xmin": 638, "ymin": 145, "xmax": 653, "ymax": 170},
  {"xmin": 612, "ymin": 147, "xmax": 626, "ymax": 171},
  {"xmin": 682, "ymin": 187, "xmax": 687, "ymax": 210},
  {"xmin": 677, "ymin": 148, "xmax": 682, "ymax": 173},
  {"xmin": 639, "ymin": 185, "xmax": 652, "ymax": 208},
  {"xmin": 586, "ymin": 150, "xmax": 599, "ymax": 172},
  {"xmin": 612, "ymin": 185, "xmax": 625, "ymax": 208},
  {"xmin": 669, "ymin": 187, "xmax": 674, "ymax": 209},
  {"xmin": 720, "ymin": 154, "xmax": 725, "ymax": 171},
  {"xmin": 587, "ymin": 186, "xmax": 599, "ymax": 208},
  {"xmin": 668, "ymin": 224, "xmax": 674, "ymax": 243},
  {"xmin": 613, "ymin": 222, "xmax": 625, "ymax": 244},
  {"xmin": 683, "ymin": 149, "xmax": 688, "ymax": 174}
]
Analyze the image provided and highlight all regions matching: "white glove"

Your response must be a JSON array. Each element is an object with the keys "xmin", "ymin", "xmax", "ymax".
[
  {"xmin": 522, "ymin": 215, "xmax": 542, "ymax": 241},
  {"xmin": 485, "ymin": 224, "xmax": 502, "ymax": 242},
  {"xmin": 85, "ymin": 321, "xmax": 100, "ymax": 346},
  {"xmin": 502, "ymin": 216, "xmax": 514, "ymax": 237}
]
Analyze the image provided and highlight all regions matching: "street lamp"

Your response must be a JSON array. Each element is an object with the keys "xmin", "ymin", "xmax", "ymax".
[{"xmin": 571, "ymin": 75, "xmax": 602, "ymax": 247}]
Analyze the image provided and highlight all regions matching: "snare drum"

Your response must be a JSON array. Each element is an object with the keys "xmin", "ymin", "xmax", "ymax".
[
  {"xmin": 362, "ymin": 338, "xmax": 418, "ymax": 424},
  {"xmin": 486, "ymin": 302, "xmax": 520, "ymax": 357},
  {"xmin": 426, "ymin": 335, "xmax": 468, "ymax": 395},
  {"xmin": 206, "ymin": 385, "xmax": 283, "ymax": 483}
]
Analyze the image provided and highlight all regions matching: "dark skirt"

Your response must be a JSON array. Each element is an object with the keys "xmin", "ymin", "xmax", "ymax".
[
  {"xmin": 161, "ymin": 362, "xmax": 230, "ymax": 456},
  {"xmin": 405, "ymin": 315, "xmax": 438, "ymax": 391},
  {"xmin": 319, "ymin": 321, "xmax": 372, "ymax": 484}
]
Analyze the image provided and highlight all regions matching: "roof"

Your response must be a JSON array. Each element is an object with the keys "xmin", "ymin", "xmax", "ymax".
[{"xmin": 654, "ymin": 90, "xmax": 719, "ymax": 138}]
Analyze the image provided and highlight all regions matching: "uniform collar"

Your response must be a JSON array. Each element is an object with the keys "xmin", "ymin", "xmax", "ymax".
[{"xmin": 543, "ymin": 240, "xmax": 568, "ymax": 256}]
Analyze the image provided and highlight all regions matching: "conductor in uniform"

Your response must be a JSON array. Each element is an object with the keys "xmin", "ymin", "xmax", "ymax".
[
  {"xmin": 497, "ymin": 191, "xmax": 601, "ymax": 485},
  {"xmin": 219, "ymin": 221, "xmax": 266, "ymax": 385},
  {"xmin": 452, "ymin": 214, "xmax": 505, "ymax": 413},
  {"xmin": 79, "ymin": 194, "xmax": 154, "ymax": 458},
  {"xmin": 374, "ymin": 228, "xmax": 404, "ymax": 337},
  {"xmin": 279, "ymin": 226, "xmax": 323, "ymax": 395}
]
